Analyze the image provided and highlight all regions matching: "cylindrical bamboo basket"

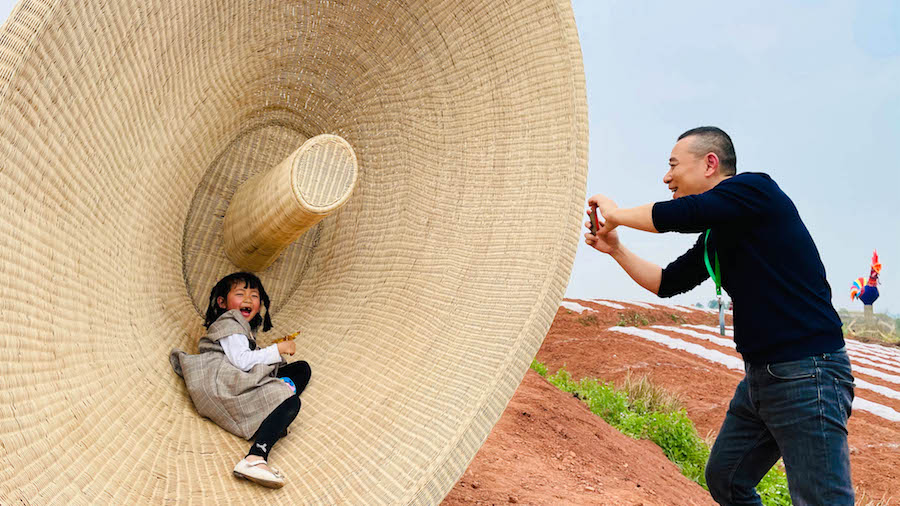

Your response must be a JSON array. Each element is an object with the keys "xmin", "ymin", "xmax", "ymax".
[
  {"xmin": 0, "ymin": 0, "xmax": 587, "ymax": 503},
  {"xmin": 223, "ymin": 134, "xmax": 358, "ymax": 271}
]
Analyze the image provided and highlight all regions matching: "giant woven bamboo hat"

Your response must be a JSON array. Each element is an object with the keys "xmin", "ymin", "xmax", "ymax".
[{"xmin": 0, "ymin": 0, "xmax": 587, "ymax": 503}]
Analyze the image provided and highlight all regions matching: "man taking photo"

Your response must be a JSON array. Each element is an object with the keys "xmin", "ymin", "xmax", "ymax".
[{"xmin": 586, "ymin": 126, "xmax": 854, "ymax": 505}]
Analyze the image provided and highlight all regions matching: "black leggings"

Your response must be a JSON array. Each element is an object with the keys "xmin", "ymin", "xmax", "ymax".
[
  {"xmin": 248, "ymin": 361, "xmax": 311, "ymax": 460},
  {"xmin": 277, "ymin": 360, "xmax": 311, "ymax": 395}
]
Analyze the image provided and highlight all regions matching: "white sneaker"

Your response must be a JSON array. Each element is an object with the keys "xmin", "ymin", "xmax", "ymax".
[{"xmin": 233, "ymin": 458, "xmax": 285, "ymax": 488}]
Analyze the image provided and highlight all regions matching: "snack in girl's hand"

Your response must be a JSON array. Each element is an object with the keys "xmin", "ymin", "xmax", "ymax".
[{"xmin": 274, "ymin": 331, "xmax": 301, "ymax": 344}]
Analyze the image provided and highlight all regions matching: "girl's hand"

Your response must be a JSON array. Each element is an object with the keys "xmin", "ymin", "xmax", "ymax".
[{"xmin": 277, "ymin": 341, "xmax": 296, "ymax": 356}]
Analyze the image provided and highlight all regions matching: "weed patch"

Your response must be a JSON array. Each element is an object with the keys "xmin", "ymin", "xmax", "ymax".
[
  {"xmin": 577, "ymin": 314, "xmax": 598, "ymax": 326},
  {"xmin": 669, "ymin": 313, "xmax": 686, "ymax": 324},
  {"xmin": 856, "ymin": 490, "xmax": 894, "ymax": 505},
  {"xmin": 621, "ymin": 371, "xmax": 683, "ymax": 415}
]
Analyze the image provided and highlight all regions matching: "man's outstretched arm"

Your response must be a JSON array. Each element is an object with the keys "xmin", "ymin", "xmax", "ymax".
[
  {"xmin": 610, "ymin": 244, "xmax": 662, "ymax": 294},
  {"xmin": 585, "ymin": 202, "xmax": 711, "ymax": 297}
]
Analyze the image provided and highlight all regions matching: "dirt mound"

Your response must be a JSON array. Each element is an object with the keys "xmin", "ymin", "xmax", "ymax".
[
  {"xmin": 443, "ymin": 299, "xmax": 900, "ymax": 504},
  {"xmin": 442, "ymin": 370, "xmax": 714, "ymax": 505}
]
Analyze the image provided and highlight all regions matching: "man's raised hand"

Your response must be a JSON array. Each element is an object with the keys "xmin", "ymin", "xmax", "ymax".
[
  {"xmin": 587, "ymin": 194, "xmax": 619, "ymax": 234},
  {"xmin": 584, "ymin": 210, "xmax": 621, "ymax": 255}
]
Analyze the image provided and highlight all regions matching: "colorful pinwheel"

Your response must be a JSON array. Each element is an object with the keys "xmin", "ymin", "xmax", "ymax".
[{"xmin": 850, "ymin": 277, "xmax": 865, "ymax": 300}]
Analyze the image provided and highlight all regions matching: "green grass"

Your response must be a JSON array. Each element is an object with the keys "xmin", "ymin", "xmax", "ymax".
[{"xmin": 530, "ymin": 360, "xmax": 793, "ymax": 505}]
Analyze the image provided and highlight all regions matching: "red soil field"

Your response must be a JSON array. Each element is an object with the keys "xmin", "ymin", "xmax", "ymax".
[{"xmin": 443, "ymin": 299, "xmax": 899, "ymax": 505}]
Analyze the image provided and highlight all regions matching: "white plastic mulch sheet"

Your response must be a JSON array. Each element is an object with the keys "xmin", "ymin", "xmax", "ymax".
[
  {"xmin": 609, "ymin": 324, "xmax": 900, "ymax": 423},
  {"xmin": 560, "ymin": 301, "xmax": 592, "ymax": 314},
  {"xmin": 590, "ymin": 299, "xmax": 626, "ymax": 310}
]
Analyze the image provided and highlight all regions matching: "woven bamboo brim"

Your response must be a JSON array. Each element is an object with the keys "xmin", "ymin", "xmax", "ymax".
[{"xmin": 0, "ymin": 0, "xmax": 587, "ymax": 504}]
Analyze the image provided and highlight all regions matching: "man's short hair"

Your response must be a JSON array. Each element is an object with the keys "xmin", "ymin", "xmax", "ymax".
[{"xmin": 677, "ymin": 126, "xmax": 737, "ymax": 176}]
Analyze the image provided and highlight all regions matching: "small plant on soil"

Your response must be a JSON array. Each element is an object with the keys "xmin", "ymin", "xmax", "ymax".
[
  {"xmin": 669, "ymin": 313, "xmax": 686, "ymax": 324},
  {"xmin": 616, "ymin": 311, "xmax": 652, "ymax": 327},
  {"xmin": 577, "ymin": 314, "xmax": 598, "ymax": 326}
]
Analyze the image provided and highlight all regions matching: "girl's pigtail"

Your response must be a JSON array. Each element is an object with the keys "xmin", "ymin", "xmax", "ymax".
[
  {"xmin": 204, "ymin": 291, "xmax": 220, "ymax": 328},
  {"xmin": 261, "ymin": 291, "xmax": 273, "ymax": 332},
  {"xmin": 203, "ymin": 276, "xmax": 230, "ymax": 328}
]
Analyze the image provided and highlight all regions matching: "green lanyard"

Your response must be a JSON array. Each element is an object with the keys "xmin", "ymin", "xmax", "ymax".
[
  {"xmin": 704, "ymin": 229, "xmax": 726, "ymax": 336},
  {"xmin": 703, "ymin": 229, "xmax": 721, "ymax": 296}
]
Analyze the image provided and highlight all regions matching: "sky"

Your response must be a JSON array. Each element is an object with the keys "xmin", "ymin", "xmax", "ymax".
[
  {"xmin": 0, "ymin": 0, "xmax": 897, "ymax": 314},
  {"xmin": 566, "ymin": 0, "xmax": 899, "ymax": 315}
]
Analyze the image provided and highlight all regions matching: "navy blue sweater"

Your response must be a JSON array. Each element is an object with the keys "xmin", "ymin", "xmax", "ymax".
[{"xmin": 652, "ymin": 172, "xmax": 844, "ymax": 364}]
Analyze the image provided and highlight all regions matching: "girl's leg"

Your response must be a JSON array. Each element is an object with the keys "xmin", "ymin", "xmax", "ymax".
[
  {"xmin": 248, "ymin": 395, "xmax": 301, "ymax": 462},
  {"xmin": 277, "ymin": 360, "xmax": 311, "ymax": 395}
]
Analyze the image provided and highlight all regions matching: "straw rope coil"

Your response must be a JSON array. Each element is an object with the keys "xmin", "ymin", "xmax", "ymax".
[{"xmin": 0, "ymin": 0, "xmax": 587, "ymax": 504}]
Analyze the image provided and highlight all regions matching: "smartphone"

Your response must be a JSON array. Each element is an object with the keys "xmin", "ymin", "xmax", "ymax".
[{"xmin": 588, "ymin": 205, "xmax": 599, "ymax": 235}]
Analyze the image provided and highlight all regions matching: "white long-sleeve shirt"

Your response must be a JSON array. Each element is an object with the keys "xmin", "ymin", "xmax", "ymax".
[{"xmin": 219, "ymin": 333, "xmax": 281, "ymax": 372}]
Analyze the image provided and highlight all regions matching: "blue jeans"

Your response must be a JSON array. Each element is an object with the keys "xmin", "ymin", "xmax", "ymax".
[{"xmin": 705, "ymin": 349, "xmax": 855, "ymax": 505}]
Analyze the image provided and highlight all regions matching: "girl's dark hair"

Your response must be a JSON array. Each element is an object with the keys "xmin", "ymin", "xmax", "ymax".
[{"xmin": 203, "ymin": 272, "xmax": 273, "ymax": 332}]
